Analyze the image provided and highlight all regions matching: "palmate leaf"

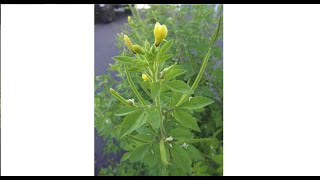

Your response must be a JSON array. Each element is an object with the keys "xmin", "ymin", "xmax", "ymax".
[
  {"xmin": 174, "ymin": 109, "xmax": 200, "ymax": 132},
  {"xmin": 170, "ymin": 143, "xmax": 192, "ymax": 174},
  {"xmin": 114, "ymin": 106, "xmax": 138, "ymax": 116},
  {"xmin": 119, "ymin": 109, "xmax": 147, "ymax": 138},
  {"xmin": 146, "ymin": 107, "xmax": 161, "ymax": 129},
  {"xmin": 166, "ymin": 80, "xmax": 193, "ymax": 94},
  {"xmin": 180, "ymin": 96, "xmax": 214, "ymax": 109},
  {"xmin": 169, "ymin": 128, "xmax": 194, "ymax": 140}
]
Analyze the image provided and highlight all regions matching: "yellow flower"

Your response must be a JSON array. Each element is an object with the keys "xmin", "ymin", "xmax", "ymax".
[
  {"xmin": 133, "ymin": 44, "xmax": 145, "ymax": 55},
  {"xmin": 142, "ymin": 74, "xmax": 149, "ymax": 81},
  {"xmin": 124, "ymin": 35, "xmax": 135, "ymax": 53},
  {"xmin": 128, "ymin": 16, "xmax": 132, "ymax": 23},
  {"xmin": 154, "ymin": 22, "xmax": 168, "ymax": 46}
]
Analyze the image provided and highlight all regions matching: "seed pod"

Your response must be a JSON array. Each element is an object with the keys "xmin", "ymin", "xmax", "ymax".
[
  {"xmin": 159, "ymin": 139, "xmax": 169, "ymax": 166},
  {"xmin": 124, "ymin": 35, "xmax": 135, "ymax": 53},
  {"xmin": 109, "ymin": 88, "xmax": 131, "ymax": 106}
]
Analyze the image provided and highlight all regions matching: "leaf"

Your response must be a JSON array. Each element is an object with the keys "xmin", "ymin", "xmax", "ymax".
[
  {"xmin": 128, "ymin": 66, "xmax": 144, "ymax": 72},
  {"xmin": 170, "ymin": 143, "xmax": 192, "ymax": 173},
  {"xmin": 170, "ymin": 128, "xmax": 194, "ymax": 140},
  {"xmin": 130, "ymin": 144, "xmax": 150, "ymax": 162},
  {"xmin": 213, "ymin": 154, "xmax": 223, "ymax": 166},
  {"xmin": 160, "ymin": 40, "xmax": 172, "ymax": 55},
  {"xmin": 119, "ymin": 110, "xmax": 147, "ymax": 138},
  {"xmin": 166, "ymin": 80, "xmax": 193, "ymax": 94},
  {"xmin": 169, "ymin": 165, "xmax": 187, "ymax": 176},
  {"xmin": 180, "ymin": 96, "xmax": 214, "ymax": 109},
  {"xmin": 146, "ymin": 107, "xmax": 161, "ymax": 129},
  {"xmin": 159, "ymin": 54, "xmax": 174, "ymax": 63},
  {"xmin": 120, "ymin": 152, "xmax": 131, "ymax": 162},
  {"xmin": 164, "ymin": 69, "xmax": 187, "ymax": 81},
  {"xmin": 114, "ymin": 106, "xmax": 138, "ymax": 116},
  {"xmin": 150, "ymin": 82, "xmax": 160, "ymax": 98},
  {"xmin": 185, "ymin": 145, "xmax": 204, "ymax": 161},
  {"xmin": 112, "ymin": 56, "xmax": 134, "ymax": 64},
  {"xmin": 174, "ymin": 109, "xmax": 200, "ymax": 132}
]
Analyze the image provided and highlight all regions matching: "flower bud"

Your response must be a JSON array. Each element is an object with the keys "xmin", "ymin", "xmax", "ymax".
[
  {"xmin": 124, "ymin": 34, "xmax": 135, "ymax": 53},
  {"xmin": 128, "ymin": 16, "xmax": 132, "ymax": 23},
  {"xmin": 142, "ymin": 73, "xmax": 150, "ymax": 81},
  {"xmin": 133, "ymin": 44, "xmax": 145, "ymax": 55},
  {"xmin": 154, "ymin": 22, "xmax": 168, "ymax": 46}
]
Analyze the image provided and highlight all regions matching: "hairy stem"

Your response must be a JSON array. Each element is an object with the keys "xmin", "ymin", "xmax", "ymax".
[
  {"xmin": 175, "ymin": 14, "xmax": 222, "ymax": 107},
  {"xmin": 124, "ymin": 65, "xmax": 146, "ymax": 107}
]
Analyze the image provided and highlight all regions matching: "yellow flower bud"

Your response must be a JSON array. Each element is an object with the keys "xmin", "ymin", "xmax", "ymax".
[
  {"xmin": 142, "ymin": 74, "xmax": 149, "ymax": 81},
  {"xmin": 128, "ymin": 16, "xmax": 132, "ymax": 23},
  {"xmin": 124, "ymin": 34, "xmax": 135, "ymax": 53},
  {"xmin": 133, "ymin": 44, "xmax": 145, "ymax": 55},
  {"xmin": 154, "ymin": 22, "xmax": 168, "ymax": 46}
]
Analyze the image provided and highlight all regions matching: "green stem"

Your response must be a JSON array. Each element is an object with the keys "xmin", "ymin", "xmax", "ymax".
[
  {"xmin": 175, "ymin": 138, "xmax": 214, "ymax": 145},
  {"xmin": 128, "ymin": 134, "xmax": 153, "ymax": 144},
  {"xmin": 157, "ymin": 94, "xmax": 165, "ymax": 138},
  {"xmin": 124, "ymin": 65, "xmax": 146, "ymax": 107},
  {"xmin": 175, "ymin": 14, "xmax": 222, "ymax": 107}
]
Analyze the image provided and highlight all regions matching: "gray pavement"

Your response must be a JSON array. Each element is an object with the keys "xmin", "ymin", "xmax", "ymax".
[{"xmin": 95, "ymin": 11, "xmax": 128, "ymax": 77}]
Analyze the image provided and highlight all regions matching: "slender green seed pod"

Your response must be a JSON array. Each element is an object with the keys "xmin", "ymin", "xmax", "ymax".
[{"xmin": 159, "ymin": 139, "xmax": 170, "ymax": 166}]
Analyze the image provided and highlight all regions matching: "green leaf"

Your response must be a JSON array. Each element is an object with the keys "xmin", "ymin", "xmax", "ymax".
[
  {"xmin": 130, "ymin": 134, "xmax": 154, "ymax": 143},
  {"xmin": 114, "ymin": 106, "xmax": 138, "ymax": 116},
  {"xmin": 170, "ymin": 128, "xmax": 194, "ymax": 140},
  {"xmin": 180, "ymin": 96, "xmax": 214, "ymax": 109},
  {"xmin": 169, "ymin": 165, "xmax": 187, "ymax": 176},
  {"xmin": 164, "ymin": 69, "xmax": 187, "ymax": 81},
  {"xmin": 146, "ymin": 107, "xmax": 161, "ymax": 129},
  {"xmin": 170, "ymin": 143, "xmax": 192, "ymax": 174},
  {"xmin": 130, "ymin": 144, "xmax": 150, "ymax": 162},
  {"xmin": 119, "ymin": 110, "xmax": 147, "ymax": 138},
  {"xmin": 128, "ymin": 66, "xmax": 144, "ymax": 72},
  {"xmin": 174, "ymin": 109, "xmax": 200, "ymax": 132},
  {"xmin": 185, "ymin": 145, "xmax": 204, "ymax": 161},
  {"xmin": 159, "ymin": 54, "xmax": 174, "ymax": 63},
  {"xmin": 112, "ymin": 56, "xmax": 134, "ymax": 64},
  {"xmin": 120, "ymin": 152, "xmax": 131, "ymax": 162},
  {"xmin": 166, "ymin": 80, "xmax": 193, "ymax": 94},
  {"xmin": 150, "ymin": 82, "xmax": 160, "ymax": 98},
  {"xmin": 160, "ymin": 40, "xmax": 172, "ymax": 55},
  {"xmin": 213, "ymin": 154, "xmax": 223, "ymax": 166}
]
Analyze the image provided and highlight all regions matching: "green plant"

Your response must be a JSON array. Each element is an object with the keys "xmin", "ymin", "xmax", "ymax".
[
  {"xmin": 106, "ymin": 12, "xmax": 221, "ymax": 175},
  {"xmin": 95, "ymin": 4, "xmax": 223, "ymax": 176}
]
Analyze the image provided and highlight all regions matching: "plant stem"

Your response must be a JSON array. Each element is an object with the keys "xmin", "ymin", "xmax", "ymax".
[
  {"xmin": 124, "ymin": 65, "xmax": 146, "ymax": 107},
  {"xmin": 175, "ymin": 14, "xmax": 222, "ymax": 108}
]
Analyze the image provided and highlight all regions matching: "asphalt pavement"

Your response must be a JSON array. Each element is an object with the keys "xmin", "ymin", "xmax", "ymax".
[{"xmin": 95, "ymin": 11, "xmax": 128, "ymax": 77}]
